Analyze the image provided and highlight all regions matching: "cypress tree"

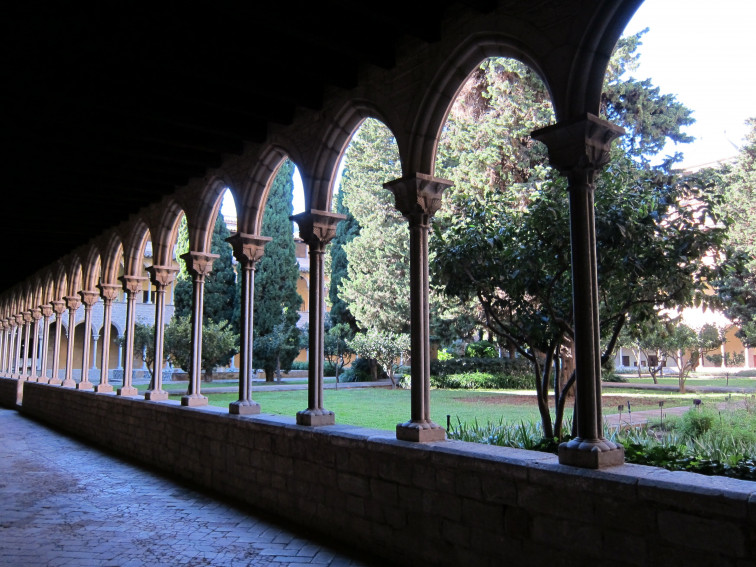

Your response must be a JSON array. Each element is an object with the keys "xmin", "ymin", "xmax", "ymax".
[
  {"xmin": 327, "ymin": 188, "xmax": 359, "ymax": 331},
  {"xmin": 253, "ymin": 159, "xmax": 304, "ymax": 380}
]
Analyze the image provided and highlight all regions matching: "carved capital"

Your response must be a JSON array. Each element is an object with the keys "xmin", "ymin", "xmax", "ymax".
[
  {"xmin": 531, "ymin": 113, "xmax": 624, "ymax": 177},
  {"xmin": 78, "ymin": 290, "xmax": 100, "ymax": 307},
  {"xmin": 290, "ymin": 210, "xmax": 346, "ymax": 247},
  {"xmin": 97, "ymin": 283, "xmax": 121, "ymax": 302},
  {"xmin": 15, "ymin": 314, "xmax": 25, "ymax": 326},
  {"xmin": 39, "ymin": 304, "xmax": 53, "ymax": 318},
  {"xmin": 225, "ymin": 233, "xmax": 272, "ymax": 266},
  {"xmin": 31, "ymin": 307, "xmax": 42, "ymax": 321},
  {"xmin": 385, "ymin": 173, "xmax": 452, "ymax": 225},
  {"xmin": 51, "ymin": 300, "xmax": 67, "ymax": 315},
  {"xmin": 22, "ymin": 311, "xmax": 32, "ymax": 323},
  {"xmin": 181, "ymin": 252, "xmax": 218, "ymax": 278},
  {"xmin": 119, "ymin": 275, "xmax": 148, "ymax": 294},
  {"xmin": 146, "ymin": 265, "xmax": 179, "ymax": 287},
  {"xmin": 64, "ymin": 295, "xmax": 81, "ymax": 311}
]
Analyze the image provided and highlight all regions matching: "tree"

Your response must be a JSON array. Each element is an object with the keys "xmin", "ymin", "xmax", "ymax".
[
  {"xmin": 324, "ymin": 318, "xmax": 355, "ymax": 384},
  {"xmin": 254, "ymin": 159, "xmax": 303, "ymax": 381},
  {"xmin": 326, "ymin": 188, "xmax": 360, "ymax": 331},
  {"xmin": 349, "ymin": 328, "xmax": 410, "ymax": 388},
  {"xmin": 338, "ymin": 118, "xmax": 408, "ymax": 333},
  {"xmin": 716, "ymin": 118, "xmax": 756, "ymax": 348},
  {"xmin": 173, "ymin": 213, "xmax": 239, "ymax": 328},
  {"xmin": 431, "ymin": 34, "xmax": 733, "ymax": 439},
  {"xmin": 653, "ymin": 322, "xmax": 698, "ymax": 394},
  {"xmin": 132, "ymin": 322, "xmax": 156, "ymax": 379},
  {"xmin": 163, "ymin": 315, "xmax": 238, "ymax": 381}
]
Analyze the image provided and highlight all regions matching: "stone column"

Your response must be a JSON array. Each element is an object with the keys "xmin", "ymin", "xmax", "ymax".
[
  {"xmin": 1, "ymin": 319, "xmax": 11, "ymax": 376},
  {"xmin": 61, "ymin": 296, "xmax": 81, "ymax": 387},
  {"xmin": 50, "ymin": 300, "xmax": 66, "ymax": 385},
  {"xmin": 13, "ymin": 315, "xmax": 24, "ymax": 379},
  {"xmin": 91, "ymin": 333, "xmax": 99, "ymax": 371},
  {"xmin": 28, "ymin": 308, "xmax": 42, "ymax": 381},
  {"xmin": 20, "ymin": 311, "xmax": 32, "ymax": 380},
  {"xmin": 144, "ymin": 265, "xmax": 178, "ymax": 401},
  {"xmin": 289, "ymin": 212, "xmax": 344, "ymax": 426},
  {"xmin": 226, "ymin": 234, "xmax": 271, "ymax": 415},
  {"xmin": 386, "ymin": 174, "xmax": 451, "ymax": 442},
  {"xmin": 118, "ymin": 276, "xmax": 146, "ymax": 396},
  {"xmin": 39, "ymin": 305, "xmax": 53, "ymax": 382},
  {"xmin": 533, "ymin": 113, "xmax": 625, "ymax": 468},
  {"xmin": 745, "ymin": 346, "xmax": 751, "ymax": 369},
  {"xmin": 96, "ymin": 283, "xmax": 119, "ymax": 392},
  {"xmin": 180, "ymin": 252, "xmax": 218, "ymax": 407},
  {"xmin": 0, "ymin": 319, "xmax": 7, "ymax": 376},
  {"xmin": 76, "ymin": 291, "xmax": 98, "ymax": 390}
]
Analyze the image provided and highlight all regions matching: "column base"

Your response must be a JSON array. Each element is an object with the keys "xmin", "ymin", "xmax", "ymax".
[
  {"xmin": 558, "ymin": 437, "xmax": 625, "ymax": 469},
  {"xmin": 396, "ymin": 421, "xmax": 447, "ymax": 442},
  {"xmin": 296, "ymin": 408, "xmax": 335, "ymax": 426},
  {"xmin": 117, "ymin": 386, "xmax": 139, "ymax": 396},
  {"xmin": 145, "ymin": 389, "xmax": 169, "ymax": 401},
  {"xmin": 61, "ymin": 379, "xmax": 76, "ymax": 388},
  {"xmin": 229, "ymin": 400, "xmax": 261, "ymax": 415},
  {"xmin": 48, "ymin": 377, "xmax": 61, "ymax": 385},
  {"xmin": 76, "ymin": 381, "xmax": 94, "ymax": 391},
  {"xmin": 94, "ymin": 383, "xmax": 113, "ymax": 393},
  {"xmin": 181, "ymin": 394, "xmax": 208, "ymax": 407}
]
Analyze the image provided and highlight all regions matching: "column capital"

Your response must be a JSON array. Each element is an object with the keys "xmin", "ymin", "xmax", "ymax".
[
  {"xmin": 15, "ymin": 314, "xmax": 25, "ymax": 325},
  {"xmin": 146, "ymin": 265, "xmax": 179, "ymax": 287},
  {"xmin": 31, "ymin": 307, "xmax": 42, "ymax": 321},
  {"xmin": 51, "ymin": 300, "xmax": 67, "ymax": 315},
  {"xmin": 64, "ymin": 295, "xmax": 81, "ymax": 311},
  {"xmin": 291, "ymin": 210, "xmax": 346, "ymax": 247},
  {"xmin": 97, "ymin": 282, "xmax": 121, "ymax": 302},
  {"xmin": 384, "ymin": 173, "xmax": 452, "ymax": 223},
  {"xmin": 78, "ymin": 290, "xmax": 100, "ymax": 307},
  {"xmin": 181, "ymin": 252, "xmax": 218, "ymax": 278},
  {"xmin": 119, "ymin": 275, "xmax": 148, "ymax": 294},
  {"xmin": 225, "ymin": 233, "xmax": 272, "ymax": 266},
  {"xmin": 22, "ymin": 311, "xmax": 32, "ymax": 323},
  {"xmin": 39, "ymin": 304, "xmax": 53, "ymax": 318},
  {"xmin": 531, "ymin": 113, "xmax": 624, "ymax": 175}
]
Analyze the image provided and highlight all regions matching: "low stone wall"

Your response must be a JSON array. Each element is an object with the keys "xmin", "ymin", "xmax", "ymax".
[
  {"xmin": 17, "ymin": 381, "xmax": 756, "ymax": 566},
  {"xmin": 0, "ymin": 376, "xmax": 22, "ymax": 408}
]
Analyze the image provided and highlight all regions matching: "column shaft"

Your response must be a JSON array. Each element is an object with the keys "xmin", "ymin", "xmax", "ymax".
[
  {"xmin": 145, "ymin": 266, "xmax": 177, "ymax": 401},
  {"xmin": 96, "ymin": 283, "xmax": 119, "ymax": 393},
  {"xmin": 29, "ymin": 310, "xmax": 41, "ymax": 381},
  {"xmin": 62, "ymin": 297, "xmax": 80, "ymax": 388},
  {"xmin": 50, "ymin": 301, "xmax": 66, "ymax": 384},
  {"xmin": 118, "ymin": 276, "xmax": 146, "ymax": 396}
]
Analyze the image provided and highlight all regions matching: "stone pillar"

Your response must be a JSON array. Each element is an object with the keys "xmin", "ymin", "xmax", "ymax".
[
  {"xmin": 91, "ymin": 334, "xmax": 99, "ymax": 371},
  {"xmin": 289, "ymin": 212, "xmax": 344, "ymax": 426},
  {"xmin": 20, "ymin": 311, "xmax": 32, "ymax": 380},
  {"xmin": 1, "ymin": 319, "xmax": 10, "ymax": 376},
  {"xmin": 180, "ymin": 252, "xmax": 218, "ymax": 407},
  {"xmin": 118, "ymin": 276, "xmax": 146, "ymax": 396},
  {"xmin": 96, "ymin": 283, "xmax": 119, "ymax": 392},
  {"xmin": 721, "ymin": 343, "xmax": 726, "ymax": 368},
  {"xmin": 386, "ymin": 174, "xmax": 451, "ymax": 442},
  {"xmin": 50, "ymin": 300, "xmax": 66, "ymax": 384},
  {"xmin": 745, "ymin": 346, "xmax": 751, "ymax": 369},
  {"xmin": 76, "ymin": 291, "xmax": 98, "ymax": 390},
  {"xmin": 39, "ymin": 305, "xmax": 53, "ymax": 382},
  {"xmin": 0, "ymin": 319, "xmax": 7, "ymax": 376},
  {"xmin": 61, "ymin": 296, "xmax": 81, "ymax": 387},
  {"xmin": 144, "ymin": 265, "xmax": 178, "ymax": 401},
  {"xmin": 13, "ymin": 315, "xmax": 24, "ymax": 379},
  {"xmin": 29, "ymin": 308, "xmax": 42, "ymax": 381},
  {"xmin": 226, "ymin": 234, "xmax": 271, "ymax": 415},
  {"xmin": 533, "ymin": 113, "xmax": 625, "ymax": 468}
]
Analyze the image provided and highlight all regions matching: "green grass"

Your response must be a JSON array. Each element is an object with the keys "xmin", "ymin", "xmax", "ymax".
[{"xmin": 615, "ymin": 374, "xmax": 756, "ymax": 389}]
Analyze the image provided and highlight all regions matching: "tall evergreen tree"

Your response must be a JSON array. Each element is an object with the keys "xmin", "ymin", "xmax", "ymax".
[
  {"xmin": 253, "ymin": 159, "xmax": 303, "ymax": 380},
  {"xmin": 173, "ymin": 213, "xmax": 239, "ymax": 329},
  {"xmin": 327, "ymin": 188, "xmax": 359, "ymax": 331}
]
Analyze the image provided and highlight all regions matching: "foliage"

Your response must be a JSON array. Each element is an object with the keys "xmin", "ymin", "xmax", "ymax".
[
  {"xmin": 173, "ymin": 213, "xmax": 239, "ymax": 331},
  {"xmin": 254, "ymin": 159, "xmax": 303, "ymax": 380},
  {"xmin": 163, "ymin": 315, "xmax": 239, "ymax": 381},
  {"xmin": 132, "ymin": 322, "xmax": 156, "ymax": 379},
  {"xmin": 716, "ymin": 118, "xmax": 756, "ymax": 347},
  {"xmin": 337, "ymin": 118, "xmax": 408, "ymax": 333},
  {"xmin": 464, "ymin": 340, "xmax": 498, "ymax": 358},
  {"xmin": 430, "ymin": 371, "xmax": 531, "ymax": 390},
  {"xmin": 430, "ymin": 356, "xmax": 532, "ymax": 379},
  {"xmin": 326, "ymin": 188, "xmax": 360, "ymax": 331},
  {"xmin": 348, "ymin": 328, "xmax": 410, "ymax": 387},
  {"xmin": 323, "ymin": 319, "xmax": 355, "ymax": 382},
  {"xmin": 431, "ymin": 35, "xmax": 734, "ymax": 438},
  {"xmin": 338, "ymin": 356, "xmax": 373, "ymax": 383}
]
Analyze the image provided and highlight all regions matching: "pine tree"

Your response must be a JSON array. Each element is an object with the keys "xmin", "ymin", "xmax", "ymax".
[
  {"xmin": 327, "ymin": 188, "xmax": 359, "ymax": 331},
  {"xmin": 253, "ymin": 159, "xmax": 303, "ymax": 380}
]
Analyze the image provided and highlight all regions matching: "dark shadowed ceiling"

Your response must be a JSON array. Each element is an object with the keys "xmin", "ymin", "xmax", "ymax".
[{"xmin": 4, "ymin": 1, "xmax": 498, "ymax": 293}]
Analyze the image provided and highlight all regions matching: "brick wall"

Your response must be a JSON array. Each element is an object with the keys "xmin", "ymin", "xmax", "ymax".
[
  {"xmin": 0, "ymin": 376, "xmax": 22, "ymax": 408},
  {"xmin": 17, "ymin": 381, "xmax": 756, "ymax": 566}
]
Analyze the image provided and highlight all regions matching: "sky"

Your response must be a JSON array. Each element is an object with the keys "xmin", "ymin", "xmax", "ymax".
[{"xmin": 224, "ymin": 0, "xmax": 756, "ymax": 218}]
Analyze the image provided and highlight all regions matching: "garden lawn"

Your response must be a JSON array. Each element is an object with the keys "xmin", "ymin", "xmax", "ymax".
[{"xmin": 191, "ymin": 387, "xmax": 732, "ymax": 432}]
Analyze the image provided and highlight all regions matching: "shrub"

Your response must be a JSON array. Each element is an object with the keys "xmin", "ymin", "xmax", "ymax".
[
  {"xmin": 289, "ymin": 361, "xmax": 308, "ymax": 371},
  {"xmin": 464, "ymin": 340, "xmax": 498, "ymax": 358},
  {"xmin": 339, "ymin": 357, "xmax": 373, "ymax": 382},
  {"xmin": 431, "ymin": 357, "xmax": 532, "ymax": 379},
  {"xmin": 431, "ymin": 371, "xmax": 531, "ymax": 390}
]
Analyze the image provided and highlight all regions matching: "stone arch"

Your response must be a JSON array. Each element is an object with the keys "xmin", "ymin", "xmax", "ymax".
[
  {"xmin": 81, "ymin": 243, "xmax": 102, "ymax": 292},
  {"xmin": 181, "ymin": 173, "xmax": 233, "ymax": 254},
  {"xmin": 238, "ymin": 145, "xmax": 291, "ymax": 235},
  {"xmin": 98, "ymin": 231, "xmax": 125, "ymax": 286},
  {"xmin": 410, "ymin": 33, "xmax": 555, "ymax": 177},
  {"xmin": 52, "ymin": 261, "xmax": 68, "ymax": 301},
  {"xmin": 63, "ymin": 254, "xmax": 84, "ymax": 297},
  {"xmin": 146, "ymin": 198, "xmax": 186, "ymax": 268},
  {"xmin": 120, "ymin": 218, "xmax": 151, "ymax": 277},
  {"xmin": 40, "ymin": 271, "xmax": 54, "ymax": 305},
  {"xmin": 309, "ymin": 100, "xmax": 400, "ymax": 212}
]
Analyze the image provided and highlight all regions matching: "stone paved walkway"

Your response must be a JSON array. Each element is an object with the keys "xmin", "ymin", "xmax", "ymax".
[{"xmin": 0, "ymin": 409, "xmax": 380, "ymax": 567}]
